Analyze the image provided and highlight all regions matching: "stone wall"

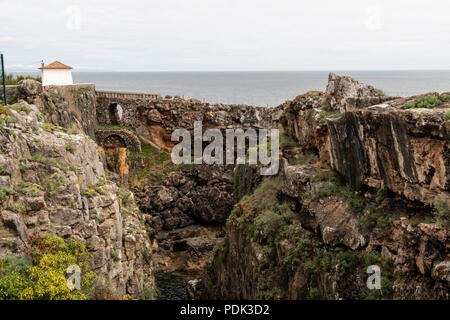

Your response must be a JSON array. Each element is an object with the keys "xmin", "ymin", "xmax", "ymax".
[{"xmin": 96, "ymin": 129, "xmax": 142, "ymax": 152}]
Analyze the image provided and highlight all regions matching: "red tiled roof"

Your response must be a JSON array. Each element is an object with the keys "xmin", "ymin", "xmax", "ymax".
[{"xmin": 39, "ymin": 61, "xmax": 73, "ymax": 70}]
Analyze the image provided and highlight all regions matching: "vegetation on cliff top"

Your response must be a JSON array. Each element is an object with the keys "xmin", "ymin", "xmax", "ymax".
[{"xmin": 402, "ymin": 94, "xmax": 450, "ymax": 109}]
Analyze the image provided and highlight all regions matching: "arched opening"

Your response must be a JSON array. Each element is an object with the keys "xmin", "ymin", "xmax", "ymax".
[
  {"xmin": 103, "ymin": 134, "xmax": 127, "ymax": 148},
  {"xmin": 108, "ymin": 103, "xmax": 123, "ymax": 125}
]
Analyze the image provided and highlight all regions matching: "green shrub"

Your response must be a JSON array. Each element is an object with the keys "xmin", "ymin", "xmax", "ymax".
[
  {"xmin": 316, "ymin": 183, "xmax": 365, "ymax": 214},
  {"xmin": 308, "ymin": 288, "xmax": 320, "ymax": 300},
  {"xmin": 320, "ymin": 103, "xmax": 333, "ymax": 112},
  {"xmin": 19, "ymin": 164, "xmax": 30, "ymax": 173},
  {"xmin": 279, "ymin": 133, "xmax": 299, "ymax": 149},
  {"xmin": 439, "ymin": 94, "xmax": 450, "ymax": 102},
  {"xmin": 253, "ymin": 210, "xmax": 284, "ymax": 243},
  {"xmin": 444, "ymin": 111, "xmax": 450, "ymax": 121},
  {"xmin": 416, "ymin": 95, "xmax": 441, "ymax": 108},
  {"xmin": 433, "ymin": 197, "xmax": 449, "ymax": 227},
  {"xmin": 0, "ymin": 164, "xmax": 7, "ymax": 175},
  {"xmin": 4, "ymin": 116, "xmax": 17, "ymax": 124},
  {"xmin": 82, "ymin": 183, "xmax": 106, "ymax": 198},
  {"xmin": 65, "ymin": 142, "xmax": 75, "ymax": 153},
  {"xmin": 0, "ymin": 188, "xmax": 14, "ymax": 202},
  {"xmin": 403, "ymin": 95, "xmax": 442, "ymax": 109},
  {"xmin": 375, "ymin": 188, "xmax": 386, "ymax": 204},
  {"xmin": 117, "ymin": 186, "xmax": 132, "ymax": 206}
]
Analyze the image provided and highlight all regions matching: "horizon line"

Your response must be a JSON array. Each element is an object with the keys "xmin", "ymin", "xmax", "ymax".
[{"xmin": 7, "ymin": 68, "xmax": 450, "ymax": 73}]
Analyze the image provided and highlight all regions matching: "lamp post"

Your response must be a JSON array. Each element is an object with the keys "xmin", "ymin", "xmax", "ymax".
[{"xmin": 1, "ymin": 52, "xmax": 6, "ymax": 105}]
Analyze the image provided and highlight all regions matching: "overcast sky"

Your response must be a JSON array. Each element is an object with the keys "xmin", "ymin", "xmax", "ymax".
[{"xmin": 1, "ymin": 0, "xmax": 450, "ymax": 71}]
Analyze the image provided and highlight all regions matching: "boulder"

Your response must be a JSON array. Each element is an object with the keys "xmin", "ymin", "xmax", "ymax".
[{"xmin": 18, "ymin": 79, "xmax": 42, "ymax": 97}]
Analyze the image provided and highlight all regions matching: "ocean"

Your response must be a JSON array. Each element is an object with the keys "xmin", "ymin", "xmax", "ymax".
[{"xmin": 17, "ymin": 70, "xmax": 450, "ymax": 107}]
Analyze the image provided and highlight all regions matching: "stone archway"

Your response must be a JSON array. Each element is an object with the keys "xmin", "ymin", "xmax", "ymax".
[
  {"xmin": 103, "ymin": 134, "xmax": 127, "ymax": 148},
  {"xmin": 95, "ymin": 129, "xmax": 142, "ymax": 152}
]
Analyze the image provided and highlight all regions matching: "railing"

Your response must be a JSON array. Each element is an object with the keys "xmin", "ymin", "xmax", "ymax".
[{"xmin": 96, "ymin": 90, "xmax": 160, "ymax": 100}]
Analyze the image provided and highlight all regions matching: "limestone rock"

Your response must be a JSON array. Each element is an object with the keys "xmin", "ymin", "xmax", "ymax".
[
  {"xmin": 0, "ymin": 102, "xmax": 156, "ymax": 298},
  {"xmin": 326, "ymin": 73, "xmax": 390, "ymax": 112},
  {"xmin": 18, "ymin": 79, "xmax": 42, "ymax": 97}
]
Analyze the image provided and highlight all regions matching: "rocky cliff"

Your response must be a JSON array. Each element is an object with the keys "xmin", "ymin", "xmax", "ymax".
[
  {"xmin": 1, "ymin": 74, "xmax": 448, "ymax": 300},
  {"xmin": 0, "ymin": 95, "xmax": 155, "ymax": 298},
  {"xmin": 197, "ymin": 76, "xmax": 449, "ymax": 300}
]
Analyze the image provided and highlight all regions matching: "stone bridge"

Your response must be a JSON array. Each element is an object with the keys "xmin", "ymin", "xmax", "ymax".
[
  {"xmin": 95, "ymin": 128, "xmax": 142, "ymax": 152},
  {"xmin": 96, "ymin": 90, "xmax": 160, "ymax": 126},
  {"xmin": 96, "ymin": 90, "xmax": 160, "ymax": 100}
]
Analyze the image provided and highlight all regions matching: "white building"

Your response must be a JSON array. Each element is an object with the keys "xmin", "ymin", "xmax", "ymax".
[{"xmin": 39, "ymin": 60, "xmax": 73, "ymax": 86}]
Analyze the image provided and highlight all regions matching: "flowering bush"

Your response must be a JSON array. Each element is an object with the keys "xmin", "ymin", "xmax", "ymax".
[{"xmin": 0, "ymin": 235, "xmax": 96, "ymax": 300}]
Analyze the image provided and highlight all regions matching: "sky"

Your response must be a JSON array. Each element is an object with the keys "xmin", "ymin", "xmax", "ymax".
[{"xmin": 1, "ymin": 0, "xmax": 450, "ymax": 72}]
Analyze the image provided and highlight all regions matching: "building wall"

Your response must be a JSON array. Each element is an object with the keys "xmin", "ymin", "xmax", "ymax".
[{"xmin": 42, "ymin": 69, "xmax": 73, "ymax": 86}]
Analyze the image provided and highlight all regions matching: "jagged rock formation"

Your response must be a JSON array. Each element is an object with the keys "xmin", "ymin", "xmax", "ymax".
[
  {"xmin": 197, "ymin": 75, "xmax": 450, "ymax": 300},
  {"xmin": 326, "ymin": 73, "xmax": 392, "ymax": 112},
  {"xmin": 0, "ymin": 101, "xmax": 155, "ymax": 298}
]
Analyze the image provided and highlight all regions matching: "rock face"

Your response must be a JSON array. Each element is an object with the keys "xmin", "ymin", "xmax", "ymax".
[
  {"xmin": 328, "ymin": 104, "xmax": 450, "ymax": 206},
  {"xmin": 198, "ymin": 74, "xmax": 449, "ymax": 301},
  {"xmin": 8, "ymin": 73, "xmax": 447, "ymax": 301},
  {"xmin": 0, "ymin": 102, "xmax": 155, "ymax": 298},
  {"xmin": 326, "ymin": 73, "xmax": 391, "ymax": 112},
  {"xmin": 279, "ymin": 91, "xmax": 330, "ymax": 163},
  {"xmin": 137, "ymin": 164, "xmax": 235, "ymax": 229},
  {"xmin": 39, "ymin": 84, "xmax": 98, "ymax": 138},
  {"xmin": 201, "ymin": 162, "xmax": 449, "ymax": 300}
]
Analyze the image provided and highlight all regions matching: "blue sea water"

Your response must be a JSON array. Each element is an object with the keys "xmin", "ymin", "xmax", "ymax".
[{"xmin": 18, "ymin": 70, "xmax": 450, "ymax": 107}]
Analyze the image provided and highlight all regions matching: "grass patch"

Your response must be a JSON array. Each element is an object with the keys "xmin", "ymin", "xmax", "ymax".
[
  {"xmin": 289, "ymin": 152, "xmax": 318, "ymax": 165},
  {"xmin": 315, "ymin": 182, "xmax": 365, "ymax": 214},
  {"xmin": 39, "ymin": 123, "xmax": 64, "ymax": 133},
  {"xmin": 13, "ymin": 105, "xmax": 31, "ymax": 114},
  {"xmin": 128, "ymin": 143, "xmax": 182, "ymax": 186},
  {"xmin": 96, "ymin": 125, "xmax": 137, "ymax": 133}
]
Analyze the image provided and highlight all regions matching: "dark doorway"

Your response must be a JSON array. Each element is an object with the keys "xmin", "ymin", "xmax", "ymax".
[{"xmin": 108, "ymin": 103, "xmax": 123, "ymax": 125}]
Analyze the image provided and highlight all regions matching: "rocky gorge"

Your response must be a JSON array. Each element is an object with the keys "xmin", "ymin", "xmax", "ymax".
[{"xmin": 0, "ymin": 74, "xmax": 448, "ymax": 300}]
